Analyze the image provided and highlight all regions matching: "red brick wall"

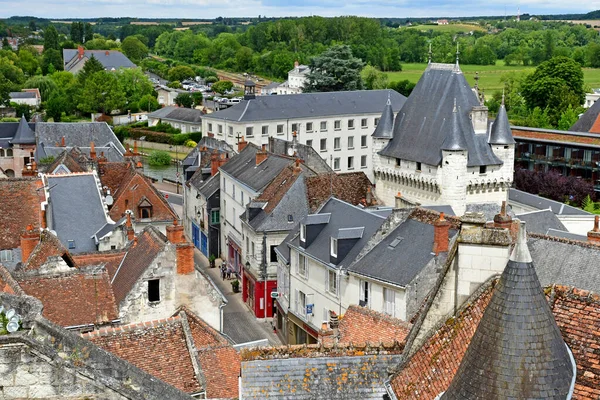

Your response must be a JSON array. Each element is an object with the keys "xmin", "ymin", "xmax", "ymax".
[{"xmin": 176, "ymin": 243, "xmax": 194, "ymax": 275}]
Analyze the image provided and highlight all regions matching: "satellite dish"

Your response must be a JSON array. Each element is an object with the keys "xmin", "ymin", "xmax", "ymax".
[
  {"xmin": 105, "ymin": 194, "xmax": 114, "ymax": 206},
  {"xmin": 6, "ymin": 320, "xmax": 18, "ymax": 333},
  {"xmin": 5, "ymin": 309, "xmax": 14, "ymax": 320},
  {"xmin": 287, "ymin": 147, "xmax": 295, "ymax": 156}
]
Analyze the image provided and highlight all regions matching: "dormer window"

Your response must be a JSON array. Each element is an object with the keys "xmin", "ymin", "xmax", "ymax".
[
  {"xmin": 288, "ymin": 214, "xmax": 294, "ymax": 223},
  {"xmin": 330, "ymin": 237, "xmax": 338, "ymax": 257},
  {"xmin": 300, "ymin": 224, "xmax": 306, "ymax": 241},
  {"xmin": 479, "ymin": 165, "xmax": 487, "ymax": 174}
]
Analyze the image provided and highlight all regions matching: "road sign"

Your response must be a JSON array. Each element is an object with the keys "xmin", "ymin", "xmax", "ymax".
[
  {"xmin": 306, "ymin": 304, "xmax": 313, "ymax": 315},
  {"xmin": 271, "ymin": 291, "xmax": 279, "ymax": 299},
  {"xmin": 165, "ymin": 194, "xmax": 169, "ymax": 199}
]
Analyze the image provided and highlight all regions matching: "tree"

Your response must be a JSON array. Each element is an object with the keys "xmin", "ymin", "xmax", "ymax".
[
  {"xmin": 84, "ymin": 23, "xmax": 93, "ymax": 42},
  {"xmin": 77, "ymin": 55, "xmax": 104, "ymax": 84},
  {"xmin": 43, "ymin": 25, "xmax": 60, "ymax": 52},
  {"xmin": 557, "ymin": 105, "xmax": 582, "ymax": 131},
  {"xmin": 70, "ymin": 21, "xmax": 84, "ymax": 44},
  {"xmin": 23, "ymin": 76, "xmax": 58, "ymax": 101},
  {"xmin": 191, "ymin": 91, "xmax": 203, "ymax": 107},
  {"xmin": 78, "ymin": 71, "xmax": 125, "ymax": 115},
  {"xmin": 1, "ymin": 38, "xmax": 10, "ymax": 51},
  {"xmin": 41, "ymin": 49, "xmax": 63, "ymax": 75},
  {"xmin": 46, "ymin": 93, "xmax": 66, "ymax": 121},
  {"xmin": 175, "ymin": 92, "xmax": 193, "ymax": 108},
  {"xmin": 235, "ymin": 46, "xmax": 253, "ymax": 71},
  {"xmin": 388, "ymin": 80, "xmax": 416, "ymax": 97},
  {"xmin": 121, "ymin": 36, "xmax": 148, "ymax": 63},
  {"xmin": 0, "ymin": 73, "xmax": 11, "ymax": 106},
  {"xmin": 116, "ymin": 68, "xmax": 153, "ymax": 105},
  {"xmin": 211, "ymin": 80, "xmax": 233, "ymax": 94},
  {"xmin": 303, "ymin": 45, "xmax": 364, "ymax": 93},
  {"xmin": 17, "ymin": 48, "xmax": 40, "ymax": 76},
  {"xmin": 138, "ymin": 94, "xmax": 159, "ymax": 112},
  {"xmin": 168, "ymin": 65, "xmax": 195, "ymax": 82},
  {"xmin": 361, "ymin": 65, "xmax": 388, "ymax": 90}
]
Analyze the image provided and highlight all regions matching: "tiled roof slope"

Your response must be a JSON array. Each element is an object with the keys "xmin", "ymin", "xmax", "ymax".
[
  {"xmin": 63, "ymin": 49, "xmax": 136, "ymax": 71},
  {"xmin": 0, "ymin": 265, "xmax": 24, "ymax": 295},
  {"xmin": 441, "ymin": 225, "xmax": 573, "ymax": 399},
  {"xmin": 0, "ymin": 178, "xmax": 43, "ymax": 250},
  {"xmin": 21, "ymin": 230, "xmax": 76, "ymax": 271},
  {"xmin": 148, "ymin": 106, "xmax": 204, "ymax": 123},
  {"xmin": 570, "ymin": 98, "xmax": 600, "ymax": 133},
  {"xmin": 516, "ymin": 209, "xmax": 567, "ymax": 235},
  {"xmin": 45, "ymin": 147, "xmax": 90, "ymax": 174},
  {"xmin": 305, "ymin": 172, "xmax": 373, "ymax": 212},
  {"xmin": 512, "ymin": 126, "xmax": 600, "ymax": 147},
  {"xmin": 98, "ymin": 161, "xmax": 133, "ymax": 194},
  {"xmin": 372, "ymin": 97, "xmax": 395, "ymax": 138},
  {"xmin": 36, "ymin": 122, "xmax": 126, "ymax": 154},
  {"xmin": 335, "ymin": 305, "xmax": 411, "ymax": 345},
  {"xmin": 488, "ymin": 101, "xmax": 515, "ymax": 145},
  {"xmin": 111, "ymin": 227, "xmax": 166, "ymax": 303},
  {"xmin": 380, "ymin": 63, "xmax": 502, "ymax": 167},
  {"xmin": 72, "ymin": 251, "xmax": 127, "ymax": 280}
]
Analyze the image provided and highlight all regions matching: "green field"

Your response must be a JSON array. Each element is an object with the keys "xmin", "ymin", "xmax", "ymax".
[
  {"xmin": 406, "ymin": 23, "xmax": 487, "ymax": 33},
  {"xmin": 385, "ymin": 61, "xmax": 600, "ymax": 93}
]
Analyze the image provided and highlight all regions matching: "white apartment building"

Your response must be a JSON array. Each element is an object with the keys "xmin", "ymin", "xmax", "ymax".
[
  {"xmin": 276, "ymin": 62, "xmax": 310, "ymax": 95},
  {"xmin": 202, "ymin": 90, "xmax": 406, "ymax": 181}
]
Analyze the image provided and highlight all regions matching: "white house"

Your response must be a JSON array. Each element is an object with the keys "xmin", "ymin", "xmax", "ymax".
[
  {"xmin": 202, "ymin": 90, "xmax": 406, "ymax": 181},
  {"xmin": 276, "ymin": 61, "xmax": 310, "ymax": 95},
  {"xmin": 147, "ymin": 106, "xmax": 203, "ymax": 133},
  {"xmin": 373, "ymin": 62, "xmax": 515, "ymax": 215},
  {"xmin": 156, "ymin": 86, "xmax": 189, "ymax": 107},
  {"xmin": 9, "ymin": 89, "xmax": 41, "ymax": 107}
]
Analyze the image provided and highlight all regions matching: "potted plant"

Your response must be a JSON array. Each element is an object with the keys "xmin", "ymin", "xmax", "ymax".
[
  {"xmin": 231, "ymin": 279, "xmax": 240, "ymax": 293},
  {"xmin": 209, "ymin": 254, "xmax": 216, "ymax": 268}
]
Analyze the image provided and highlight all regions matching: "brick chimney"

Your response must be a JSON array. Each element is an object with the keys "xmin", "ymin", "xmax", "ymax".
[
  {"xmin": 20, "ymin": 225, "xmax": 40, "ymax": 263},
  {"xmin": 588, "ymin": 215, "xmax": 600, "ymax": 244},
  {"xmin": 395, "ymin": 192, "xmax": 403, "ymax": 209},
  {"xmin": 238, "ymin": 135, "xmax": 248, "ymax": 152},
  {"xmin": 293, "ymin": 158, "xmax": 302, "ymax": 174},
  {"xmin": 176, "ymin": 243, "xmax": 195, "ymax": 275},
  {"xmin": 493, "ymin": 201, "xmax": 512, "ymax": 229},
  {"xmin": 133, "ymin": 140, "xmax": 138, "ymax": 155},
  {"xmin": 256, "ymin": 145, "xmax": 268, "ymax": 166},
  {"xmin": 219, "ymin": 153, "xmax": 227, "ymax": 168},
  {"xmin": 366, "ymin": 186, "xmax": 373, "ymax": 206},
  {"xmin": 433, "ymin": 212, "xmax": 451, "ymax": 255},
  {"xmin": 78, "ymin": 45, "xmax": 84, "ymax": 59},
  {"xmin": 125, "ymin": 212, "xmax": 135, "ymax": 241},
  {"xmin": 210, "ymin": 150, "xmax": 219, "ymax": 176},
  {"xmin": 89, "ymin": 141, "xmax": 96, "ymax": 160},
  {"xmin": 98, "ymin": 151, "xmax": 107, "ymax": 163},
  {"xmin": 166, "ymin": 219, "xmax": 185, "ymax": 244},
  {"xmin": 105, "ymin": 50, "xmax": 110, "ymax": 56},
  {"xmin": 61, "ymin": 136, "xmax": 65, "ymax": 147}
]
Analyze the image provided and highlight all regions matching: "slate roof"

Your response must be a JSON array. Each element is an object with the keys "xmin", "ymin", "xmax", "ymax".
[
  {"xmin": 379, "ymin": 63, "xmax": 502, "ymax": 167},
  {"xmin": 10, "ymin": 115, "xmax": 36, "ymax": 145},
  {"xmin": 268, "ymin": 137, "xmax": 332, "ymax": 174},
  {"xmin": 47, "ymin": 173, "xmax": 111, "ymax": 253},
  {"xmin": 515, "ymin": 209, "xmax": 567, "ymax": 235},
  {"xmin": 372, "ymin": 97, "xmax": 395, "ymax": 138},
  {"xmin": 9, "ymin": 91, "xmax": 37, "ymax": 99},
  {"xmin": 509, "ymin": 188, "xmax": 591, "ymax": 215},
  {"xmin": 570, "ymin": 96, "xmax": 600, "ymax": 133},
  {"xmin": 289, "ymin": 198, "xmax": 390, "ymax": 268},
  {"xmin": 111, "ymin": 226, "xmax": 167, "ymax": 304},
  {"xmin": 349, "ymin": 218, "xmax": 456, "ymax": 287},
  {"xmin": 204, "ymin": 89, "xmax": 406, "ymax": 122},
  {"xmin": 148, "ymin": 106, "xmax": 204, "ymax": 124},
  {"xmin": 63, "ymin": 49, "xmax": 136, "ymax": 71},
  {"xmin": 441, "ymin": 101, "xmax": 468, "ymax": 151},
  {"xmin": 220, "ymin": 143, "xmax": 293, "ymax": 192},
  {"xmin": 45, "ymin": 147, "xmax": 90, "ymax": 174},
  {"xmin": 0, "ymin": 178, "xmax": 43, "ymax": 251},
  {"xmin": 441, "ymin": 224, "xmax": 574, "ymax": 399},
  {"xmin": 0, "ymin": 120, "xmax": 36, "ymax": 146},
  {"xmin": 488, "ymin": 103, "xmax": 515, "ymax": 145},
  {"xmin": 545, "ymin": 228, "xmax": 588, "ymax": 241},
  {"xmin": 35, "ymin": 122, "xmax": 126, "ymax": 158},
  {"xmin": 194, "ymin": 171, "xmax": 220, "ymax": 197}
]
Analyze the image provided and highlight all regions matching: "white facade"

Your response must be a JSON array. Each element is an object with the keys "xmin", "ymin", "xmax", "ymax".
[
  {"xmin": 204, "ymin": 114, "xmax": 380, "ymax": 180},
  {"xmin": 585, "ymin": 91, "xmax": 600, "ymax": 108},
  {"xmin": 9, "ymin": 96, "xmax": 40, "ymax": 107},
  {"xmin": 149, "ymin": 116, "xmax": 201, "ymax": 134},
  {"xmin": 276, "ymin": 64, "xmax": 310, "ymax": 95}
]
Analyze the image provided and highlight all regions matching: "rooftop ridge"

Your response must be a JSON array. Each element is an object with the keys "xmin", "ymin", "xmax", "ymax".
[
  {"xmin": 82, "ymin": 316, "xmax": 181, "ymax": 339},
  {"xmin": 529, "ymin": 231, "xmax": 600, "ymax": 249},
  {"xmin": 343, "ymin": 304, "xmax": 412, "ymax": 328}
]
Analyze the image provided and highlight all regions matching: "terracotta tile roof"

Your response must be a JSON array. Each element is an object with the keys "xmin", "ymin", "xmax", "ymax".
[
  {"xmin": 513, "ymin": 127, "xmax": 600, "ymax": 147},
  {"xmin": 589, "ymin": 114, "xmax": 600, "ymax": 134},
  {"xmin": 72, "ymin": 251, "xmax": 127, "ymax": 280},
  {"xmin": 45, "ymin": 147, "xmax": 89, "ymax": 174},
  {"xmin": 390, "ymin": 282, "xmax": 600, "ymax": 399},
  {"xmin": 111, "ymin": 227, "xmax": 166, "ymax": 304},
  {"xmin": 22, "ymin": 230, "xmax": 77, "ymax": 271},
  {"xmin": 255, "ymin": 165, "xmax": 303, "ymax": 214},
  {"xmin": 0, "ymin": 178, "xmax": 44, "ymax": 250},
  {"xmin": 334, "ymin": 305, "xmax": 411, "ymax": 345},
  {"xmin": 98, "ymin": 161, "xmax": 134, "ymax": 194},
  {"xmin": 17, "ymin": 265, "xmax": 118, "ymax": 327},
  {"xmin": 0, "ymin": 265, "xmax": 23, "ymax": 295},
  {"xmin": 305, "ymin": 172, "xmax": 373, "ymax": 212}
]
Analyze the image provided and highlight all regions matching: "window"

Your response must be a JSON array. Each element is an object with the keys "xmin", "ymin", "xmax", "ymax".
[
  {"xmin": 348, "ymin": 119, "xmax": 355, "ymax": 129},
  {"xmin": 320, "ymin": 138, "xmax": 327, "ymax": 152},
  {"xmin": 208, "ymin": 123, "xmax": 213, "ymax": 132},
  {"xmin": 334, "ymin": 137, "xmax": 341, "ymax": 150},
  {"xmin": 306, "ymin": 122, "xmax": 313, "ymax": 132},
  {"xmin": 306, "ymin": 139, "xmax": 313, "ymax": 147},
  {"xmin": 0, "ymin": 150, "xmax": 4, "ymax": 157},
  {"xmin": 347, "ymin": 156, "xmax": 354, "ymax": 169},
  {"xmin": 223, "ymin": 200, "xmax": 226, "ymax": 221},
  {"xmin": 288, "ymin": 214, "xmax": 294, "ymax": 222},
  {"xmin": 291, "ymin": 123, "xmax": 299, "ymax": 133},
  {"xmin": 361, "ymin": 135, "xmax": 367, "ymax": 148},
  {"xmin": 148, "ymin": 279, "xmax": 160, "ymax": 302},
  {"xmin": 68, "ymin": 240, "xmax": 75, "ymax": 249},
  {"xmin": 327, "ymin": 270, "xmax": 338, "ymax": 295},
  {"xmin": 383, "ymin": 287, "xmax": 395, "ymax": 317},
  {"xmin": 359, "ymin": 280, "xmax": 370, "ymax": 307},
  {"xmin": 348, "ymin": 136, "xmax": 354, "ymax": 149},
  {"xmin": 218, "ymin": 124, "xmax": 223, "ymax": 134},
  {"xmin": 246, "ymin": 126, "xmax": 254, "ymax": 137},
  {"xmin": 396, "ymin": 158, "xmax": 401, "ymax": 167},
  {"xmin": 270, "ymin": 245, "xmax": 278, "ymax": 263},
  {"xmin": 277, "ymin": 124, "xmax": 284, "ymax": 134},
  {"xmin": 222, "ymin": 178, "xmax": 226, "ymax": 193},
  {"xmin": 330, "ymin": 237, "xmax": 337, "ymax": 257},
  {"xmin": 334, "ymin": 120, "xmax": 341, "ymax": 130},
  {"xmin": 298, "ymin": 253, "xmax": 307, "ymax": 277},
  {"xmin": 262, "ymin": 126, "xmax": 269, "ymax": 136},
  {"xmin": 232, "ymin": 185, "xmax": 236, "ymax": 201},
  {"xmin": 251, "ymin": 241, "xmax": 255, "ymax": 257},
  {"xmin": 416, "ymin": 162, "xmax": 422, "ymax": 171},
  {"xmin": 228, "ymin": 127, "xmax": 233, "ymax": 136},
  {"xmin": 0, "ymin": 250, "xmax": 12, "ymax": 262},
  {"xmin": 361, "ymin": 118, "xmax": 368, "ymax": 128},
  {"xmin": 298, "ymin": 290, "xmax": 307, "ymax": 316},
  {"xmin": 333, "ymin": 157, "xmax": 340, "ymax": 171},
  {"xmin": 374, "ymin": 117, "xmax": 380, "ymax": 126},
  {"xmin": 320, "ymin": 121, "xmax": 327, "ymax": 131},
  {"xmin": 246, "ymin": 236, "xmax": 249, "ymax": 253},
  {"xmin": 361, "ymin": 155, "xmax": 367, "ymax": 168},
  {"xmin": 210, "ymin": 210, "xmax": 220, "ymax": 224},
  {"xmin": 300, "ymin": 224, "xmax": 306, "ymax": 241},
  {"xmin": 480, "ymin": 165, "xmax": 487, "ymax": 174}
]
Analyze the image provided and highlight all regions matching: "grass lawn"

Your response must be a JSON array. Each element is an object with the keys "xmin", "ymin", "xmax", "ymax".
[
  {"xmin": 385, "ymin": 61, "xmax": 600, "ymax": 93},
  {"xmin": 138, "ymin": 146, "xmax": 187, "ymax": 160},
  {"xmin": 405, "ymin": 23, "xmax": 487, "ymax": 33}
]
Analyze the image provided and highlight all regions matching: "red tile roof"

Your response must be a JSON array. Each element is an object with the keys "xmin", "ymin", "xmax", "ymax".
[
  {"xmin": 334, "ymin": 305, "xmax": 411, "ymax": 345},
  {"xmin": 23, "ymin": 230, "xmax": 77, "ymax": 271},
  {"xmin": 45, "ymin": 147, "xmax": 90, "ymax": 174},
  {"xmin": 72, "ymin": 251, "xmax": 127, "ymax": 280},
  {"xmin": 305, "ymin": 172, "xmax": 373, "ymax": 211},
  {"xmin": 256, "ymin": 165, "xmax": 303, "ymax": 214},
  {"xmin": 0, "ymin": 265, "xmax": 23, "ymax": 295},
  {"xmin": 390, "ymin": 282, "xmax": 600, "ymax": 399},
  {"xmin": 0, "ymin": 178, "xmax": 44, "ymax": 250}
]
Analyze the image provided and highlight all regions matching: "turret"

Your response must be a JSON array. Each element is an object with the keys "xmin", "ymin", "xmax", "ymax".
[
  {"xmin": 441, "ymin": 99, "xmax": 468, "ymax": 215},
  {"xmin": 371, "ymin": 92, "xmax": 396, "ymax": 171},
  {"xmin": 488, "ymin": 94, "xmax": 516, "ymax": 191}
]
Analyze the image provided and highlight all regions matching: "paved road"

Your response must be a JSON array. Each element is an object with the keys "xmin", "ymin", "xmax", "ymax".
[{"xmin": 193, "ymin": 249, "xmax": 282, "ymax": 346}]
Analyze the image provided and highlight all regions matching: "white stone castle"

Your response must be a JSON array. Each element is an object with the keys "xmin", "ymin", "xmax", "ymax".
[{"xmin": 372, "ymin": 62, "xmax": 515, "ymax": 215}]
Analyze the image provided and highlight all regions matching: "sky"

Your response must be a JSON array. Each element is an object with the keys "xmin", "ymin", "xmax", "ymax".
[{"xmin": 0, "ymin": 0, "xmax": 597, "ymax": 19}]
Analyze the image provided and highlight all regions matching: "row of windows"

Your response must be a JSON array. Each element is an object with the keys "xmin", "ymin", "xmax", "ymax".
[
  {"xmin": 0, "ymin": 149, "xmax": 13, "ymax": 157},
  {"xmin": 333, "ymin": 155, "xmax": 367, "ymax": 171},
  {"xmin": 316, "ymin": 135, "xmax": 368, "ymax": 152},
  {"xmin": 223, "ymin": 177, "xmax": 245, "ymax": 205}
]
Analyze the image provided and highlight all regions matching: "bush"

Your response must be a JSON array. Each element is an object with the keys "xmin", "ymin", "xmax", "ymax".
[
  {"xmin": 514, "ymin": 168, "xmax": 595, "ymax": 207},
  {"xmin": 148, "ymin": 150, "xmax": 171, "ymax": 166},
  {"xmin": 185, "ymin": 140, "xmax": 197, "ymax": 148}
]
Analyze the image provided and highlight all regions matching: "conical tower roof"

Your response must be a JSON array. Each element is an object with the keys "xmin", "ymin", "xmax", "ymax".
[
  {"xmin": 489, "ymin": 97, "xmax": 515, "ymax": 145},
  {"xmin": 441, "ymin": 99, "xmax": 467, "ymax": 151},
  {"xmin": 441, "ymin": 222, "xmax": 574, "ymax": 399},
  {"xmin": 372, "ymin": 92, "xmax": 395, "ymax": 139},
  {"xmin": 10, "ymin": 115, "xmax": 36, "ymax": 145}
]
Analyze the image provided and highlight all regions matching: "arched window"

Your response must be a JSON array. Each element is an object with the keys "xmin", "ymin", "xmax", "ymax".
[
  {"xmin": 5, "ymin": 169, "xmax": 14, "ymax": 177},
  {"xmin": 0, "ymin": 149, "xmax": 5, "ymax": 157},
  {"xmin": 6, "ymin": 149, "xmax": 12, "ymax": 157}
]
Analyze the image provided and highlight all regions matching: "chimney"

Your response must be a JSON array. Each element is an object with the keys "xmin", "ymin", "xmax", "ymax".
[
  {"xmin": 433, "ymin": 212, "xmax": 451, "ymax": 255},
  {"xmin": 98, "ymin": 151, "xmax": 107, "ymax": 163},
  {"xmin": 293, "ymin": 158, "xmax": 302, "ymax": 174},
  {"xmin": 176, "ymin": 243, "xmax": 195, "ymax": 275},
  {"xmin": 256, "ymin": 145, "xmax": 268, "ymax": 166},
  {"xmin": 133, "ymin": 140, "xmax": 138, "ymax": 155},
  {"xmin": 20, "ymin": 225, "xmax": 40, "ymax": 263},
  {"xmin": 210, "ymin": 150, "xmax": 219, "ymax": 176},
  {"xmin": 238, "ymin": 135, "xmax": 248, "ymax": 152},
  {"xmin": 470, "ymin": 105, "xmax": 488, "ymax": 134},
  {"xmin": 105, "ymin": 50, "xmax": 109, "ymax": 56},
  {"xmin": 395, "ymin": 192, "xmax": 403, "ymax": 209},
  {"xmin": 294, "ymin": 60, "xmax": 299, "ymax": 69},
  {"xmin": 125, "ymin": 212, "xmax": 135, "ymax": 241},
  {"xmin": 135, "ymin": 160, "xmax": 143, "ymax": 170},
  {"xmin": 89, "ymin": 141, "xmax": 96, "ymax": 160},
  {"xmin": 61, "ymin": 136, "xmax": 65, "ymax": 147},
  {"xmin": 366, "ymin": 187, "xmax": 373, "ymax": 206},
  {"xmin": 166, "ymin": 219, "xmax": 185, "ymax": 244},
  {"xmin": 588, "ymin": 215, "xmax": 600, "ymax": 244},
  {"xmin": 21, "ymin": 161, "xmax": 37, "ymax": 177},
  {"xmin": 78, "ymin": 45, "xmax": 84, "ymax": 59},
  {"xmin": 493, "ymin": 201, "xmax": 512, "ymax": 229}
]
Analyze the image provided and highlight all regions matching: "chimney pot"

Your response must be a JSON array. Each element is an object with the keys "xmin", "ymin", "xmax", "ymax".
[
  {"xmin": 61, "ymin": 136, "xmax": 65, "ymax": 147},
  {"xmin": 20, "ymin": 225, "xmax": 40, "ymax": 263},
  {"xmin": 238, "ymin": 135, "xmax": 248, "ymax": 152},
  {"xmin": 588, "ymin": 215, "xmax": 600, "ymax": 244},
  {"xmin": 433, "ymin": 212, "xmax": 451, "ymax": 255},
  {"xmin": 166, "ymin": 219, "xmax": 185, "ymax": 244},
  {"xmin": 90, "ymin": 141, "xmax": 96, "ymax": 160},
  {"xmin": 256, "ymin": 147, "xmax": 268, "ymax": 166},
  {"xmin": 493, "ymin": 200, "xmax": 512, "ymax": 229}
]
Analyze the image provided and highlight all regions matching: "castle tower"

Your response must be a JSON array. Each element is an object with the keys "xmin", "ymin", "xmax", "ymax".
[
  {"xmin": 441, "ymin": 100, "xmax": 469, "ymax": 215},
  {"xmin": 488, "ymin": 95, "xmax": 515, "ymax": 195},
  {"xmin": 371, "ymin": 92, "xmax": 396, "ymax": 172}
]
